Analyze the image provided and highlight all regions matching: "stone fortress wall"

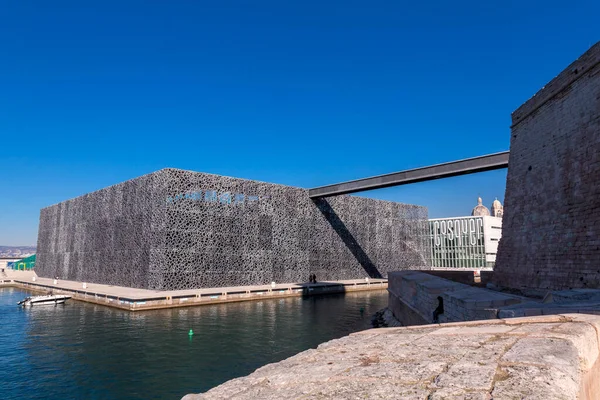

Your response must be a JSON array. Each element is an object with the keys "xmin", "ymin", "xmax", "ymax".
[
  {"xmin": 35, "ymin": 168, "xmax": 430, "ymax": 290},
  {"xmin": 493, "ymin": 42, "xmax": 600, "ymax": 291}
]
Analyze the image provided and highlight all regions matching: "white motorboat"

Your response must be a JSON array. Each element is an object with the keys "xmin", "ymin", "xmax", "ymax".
[{"xmin": 18, "ymin": 295, "xmax": 72, "ymax": 306}]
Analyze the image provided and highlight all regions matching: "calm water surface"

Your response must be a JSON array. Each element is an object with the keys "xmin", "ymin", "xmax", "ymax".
[{"xmin": 0, "ymin": 287, "xmax": 388, "ymax": 400}]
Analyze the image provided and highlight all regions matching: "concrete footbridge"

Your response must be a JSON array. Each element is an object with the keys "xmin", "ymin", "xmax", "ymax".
[{"xmin": 309, "ymin": 151, "xmax": 509, "ymax": 198}]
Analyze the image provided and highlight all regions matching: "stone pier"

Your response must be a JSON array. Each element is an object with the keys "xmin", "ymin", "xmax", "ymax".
[{"xmin": 183, "ymin": 314, "xmax": 600, "ymax": 399}]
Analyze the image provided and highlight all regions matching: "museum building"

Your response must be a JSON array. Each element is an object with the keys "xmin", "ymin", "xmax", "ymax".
[
  {"xmin": 35, "ymin": 168, "xmax": 431, "ymax": 290},
  {"xmin": 429, "ymin": 197, "xmax": 503, "ymax": 269}
]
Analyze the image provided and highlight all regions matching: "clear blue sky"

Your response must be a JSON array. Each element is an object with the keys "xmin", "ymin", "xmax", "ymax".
[{"xmin": 1, "ymin": 1, "xmax": 598, "ymax": 246}]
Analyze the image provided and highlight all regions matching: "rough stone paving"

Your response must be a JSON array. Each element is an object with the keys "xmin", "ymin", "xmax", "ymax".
[
  {"xmin": 35, "ymin": 168, "xmax": 429, "ymax": 290},
  {"xmin": 493, "ymin": 42, "xmax": 600, "ymax": 291},
  {"xmin": 183, "ymin": 314, "xmax": 600, "ymax": 400}
]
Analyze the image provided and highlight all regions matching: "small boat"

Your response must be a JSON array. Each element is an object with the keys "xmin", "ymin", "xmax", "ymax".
[{"xmin": 18, "ymin": 295, "xmax": 72, "ymax": 306}]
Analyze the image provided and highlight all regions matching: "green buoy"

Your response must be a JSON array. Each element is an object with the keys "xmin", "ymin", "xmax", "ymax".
[{"xmin": 189, "ymin": 329, "xmax": 194, "ymax": 336}]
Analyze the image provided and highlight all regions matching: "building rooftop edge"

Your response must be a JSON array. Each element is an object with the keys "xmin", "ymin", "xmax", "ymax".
[{"xmin": 39, "ymin": 168, "xmax": 428, "ymax": 211}]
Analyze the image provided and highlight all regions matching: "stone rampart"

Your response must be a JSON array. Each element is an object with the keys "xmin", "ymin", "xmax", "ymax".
[
  {"xmin": 183, "ymin": 314, "xmax": 600, "ymax": 399},
  {"xmin": 493, "ymin": 42, "xmax": 600, "ymax": 291},
  {"xmin": 390, "ymin": 271, "xmax": 600, "ymax": 324}
]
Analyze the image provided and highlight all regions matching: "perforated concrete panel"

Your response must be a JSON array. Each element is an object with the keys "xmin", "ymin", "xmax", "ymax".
[{"xmin": 36, "ymin": 169, "xmax": 430, "ymax": 290}]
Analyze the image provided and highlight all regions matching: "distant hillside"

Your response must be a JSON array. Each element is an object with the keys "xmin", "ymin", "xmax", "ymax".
[{"xmin": 0, "ymin": 246, "xmax": 36, "ymax": 258}]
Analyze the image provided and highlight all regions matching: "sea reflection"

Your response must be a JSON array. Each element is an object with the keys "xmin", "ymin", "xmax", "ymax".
[{"xmin": 1, "ymin": 287, "xmax": 388, "ymax": 400}]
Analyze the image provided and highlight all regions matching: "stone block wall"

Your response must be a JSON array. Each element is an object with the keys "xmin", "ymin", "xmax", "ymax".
[
  {"xmin": 36, "ymin": 168, "xmax": 430, "ymax": 290},
  {"xmin": 388, "ymin": 271, "xmax": 523, "ymax": 325},
  {"xmin": 493, "ymin": 42, "xmax": 600, "ymax": 291}
]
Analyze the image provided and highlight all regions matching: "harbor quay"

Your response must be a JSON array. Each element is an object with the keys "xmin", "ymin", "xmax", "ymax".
[{"xmin": 2, "ymin": 270, "xmax": 387, "ymax": 311}]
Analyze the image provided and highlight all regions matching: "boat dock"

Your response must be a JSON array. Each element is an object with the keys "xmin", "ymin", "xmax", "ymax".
[{"xmin": 1, "ymin": 272, "xmax": 387, "ymax": 311}]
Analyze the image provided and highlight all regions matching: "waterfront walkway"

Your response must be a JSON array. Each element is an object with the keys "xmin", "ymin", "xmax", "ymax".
[{"xmin": 1, "ymin": 271, "xmax": 387, "ymax": 311}]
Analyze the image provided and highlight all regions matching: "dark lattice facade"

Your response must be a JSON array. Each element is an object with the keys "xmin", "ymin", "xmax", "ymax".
[{"xmin": 35, "ymin": 169, "xmax": 430, "ymax": 290}]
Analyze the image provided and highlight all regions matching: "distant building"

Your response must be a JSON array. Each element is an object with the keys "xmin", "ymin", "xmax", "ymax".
[
  {"xmin": 471, "ymin": 197, "xmax": 490, "ymax": 217},
  {"xmin": 0, "ymin": 258, "xmax": 21, "ymax": 271},
  {"xmin": 430, "ymin": 197, "xmax": 504, "ymax": 269},
  {"xmin": 0, "ymin": 246, "xmax": 36, "ymax": 258},
  {"xmin": 491, "ymin": 198, "xmax": 504, "ymax": 218},
  {"xmin": 8, "ymin": 254, "xmax": 36, "ymax": 270}
]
